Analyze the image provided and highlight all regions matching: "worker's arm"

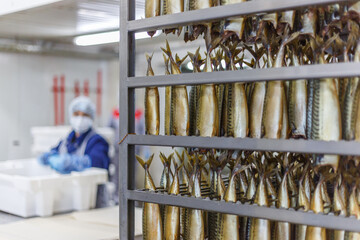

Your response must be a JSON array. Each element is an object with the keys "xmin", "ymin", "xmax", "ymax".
[
  {"xmin": 85, "ymin": 136, "xmax": 110, "ymax": 169},
  {"xmin": 37, "ymin": 141, "xmax": 62, "ymax": 165}
]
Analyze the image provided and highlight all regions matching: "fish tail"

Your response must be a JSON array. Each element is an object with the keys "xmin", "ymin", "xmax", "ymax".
[{"xmin": 136, "ymin": 154, "xmax": 154, "ymax": 170}]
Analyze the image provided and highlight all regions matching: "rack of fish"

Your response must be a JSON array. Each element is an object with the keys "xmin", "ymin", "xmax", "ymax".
[
  {"xmin": 137, "ymin": 0, "xmax": 360, "ymax": 239},
  {"xmin": 137, "ymin": 149, "xmax": 360, "ymax": 240}
]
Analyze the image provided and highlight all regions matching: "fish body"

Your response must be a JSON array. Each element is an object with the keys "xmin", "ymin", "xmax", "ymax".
[
  {"xmin": 197, "ymin": 53, "xmax": 219, "ymax": 137},
  {"xmin": 164, "ymin": 164, "xmax": 182, "ymax": 240},
  {"xmin": 227, "ymin": 83, "xmax": 248, "ymax": 137},
  {"xmin": 275, "ymin": 172, "xmax": 291, "ymax": 240},
  {"xmin": 164, "ymin": 55, "xmax": 171, "ymax": 136},
  {"xmin": 249, "ymin": 82, "xmax": 266, "ymax": 138},
  {"xmin": 332, "ymin": 182, "xmax": 346, "ymax": 240},
  {"xmin": 164, "ymin": 0, "xmax": 184, "ymax": 14},
  {"xmin": 221, "ymin": 0, "xmax": 246, "ymax": 39},
  {"xmin": 220, "ymin": 162, "xmax": 247, "ymax": 240},
  {"xmin": 289, "ymin": 54, "xmax": 307, "ymax": 138},
  {"xmin": 301, "ymin": 8, "xmax": 317, "ymax": 37},
  {"xmin": 295, "ymin": 176, "xmax": 310, "ymax": 240},
  {"xmin": 346, "ymin": 187, "xmax": 360, "ymax": 239},
  {"xmin": 188, "ymin": 171, "xmax": 205, "ymax": 240},
  {"xmin": 146, "ymin": 0, "xmax": 161, "ymax": 18},
  {"xmin": 312, "ymin": 55, "xmax": 342, "ymax": 170},
  {"xmin": 197, "ymin": 84, "xmax": 219, "ymax": 137},
  {"xmin": 162, "ymin": 42, "xmax": 190, "ymax": 136},
  {"xmin": 250, "ymin": 176, "xmax": 270, "ymax": 240},
  {"xmin": 145, "ymin": 54, "xmax": 160, "ymax": 135},
  {"xmin": 136, "ymin": 155, "xmax": 163, "ymax": 240},
  {"xmin": 262, "ymin": 80, "xmax": 284, "ymax": 139},
  {"xmin": 305, "ymin": 181, "xmax": 326, "ymax": 240}
]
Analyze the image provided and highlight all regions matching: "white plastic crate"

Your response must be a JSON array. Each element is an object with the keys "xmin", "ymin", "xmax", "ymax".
[{"xmin": 0, "ymin": 159, "xmax": 108, "ymax": 217}]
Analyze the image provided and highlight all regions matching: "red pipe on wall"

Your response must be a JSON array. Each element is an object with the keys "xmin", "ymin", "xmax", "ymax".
[
  {"xmin": 74, "ymin": 80, "xmax": 80, "ymax": 97},
  {"xmin": 53, "ymin": 76, "xmax": 59, "ymax": 126},
  {"xmin": 96, "ymin": 70, "xmax": 102, "ymax": 116},
  {"xmin": 60, "ymin": 75, "xmax": 65, "ymax": 125},
  {"xmin": 84, "ymin": 80, "xmax": 89, "ymax": 96}
]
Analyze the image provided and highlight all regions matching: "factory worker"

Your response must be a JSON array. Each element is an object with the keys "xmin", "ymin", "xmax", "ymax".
[{"xmin": 38, "ymin": 96, "xmax": 110, "ymax": 174}]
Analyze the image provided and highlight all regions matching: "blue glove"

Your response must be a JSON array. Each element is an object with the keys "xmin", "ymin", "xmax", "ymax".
[
  {"xmin": 48, "ymin": 154, "xmax": 91, "ymax": 174},
  {"xmin": 38, "ymin": 150, "xmax": 57, "ymax": 165}
]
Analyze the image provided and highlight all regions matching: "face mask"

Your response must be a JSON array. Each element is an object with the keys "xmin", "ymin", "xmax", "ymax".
[{"xmin": 70, "ymin": 116, "xmax": 93, "ymax": 134}]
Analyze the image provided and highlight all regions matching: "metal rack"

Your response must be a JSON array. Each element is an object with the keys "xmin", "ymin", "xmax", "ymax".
[{"xmin": 119, "ymin": 0, "xmax": 360, "ymax": 239}]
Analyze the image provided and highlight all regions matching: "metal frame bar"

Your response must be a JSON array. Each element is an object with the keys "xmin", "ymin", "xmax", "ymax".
[
  {"xmin": 120, "ymin": 0, "xmax": 360, "ymax": 238},
  {"xmin": 128, "ymin": 0, "xmax": 357, "ymax": 32},
  {"xmin": 128, "ymin": 190, "xmax": 360, "ymax": 232},
  {"xmin": 126, "ymin": 135, "xmax": 360, "ymax": 156},
  {"xmin": 127, "ymin": 62, "xmax": 360, "ymax": 88}
]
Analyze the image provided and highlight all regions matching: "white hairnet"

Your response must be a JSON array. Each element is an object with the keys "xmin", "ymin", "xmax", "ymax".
[{"xmin": 69, "ymin": 96, "xmax": 96, "ymax": 119}]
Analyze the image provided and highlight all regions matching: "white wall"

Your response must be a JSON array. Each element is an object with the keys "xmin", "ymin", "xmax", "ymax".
[{"xmin": 0, "ymin": 52, "xmax": 117, "ymax": 161}]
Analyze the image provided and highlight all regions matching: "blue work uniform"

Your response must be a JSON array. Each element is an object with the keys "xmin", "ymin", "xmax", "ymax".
[{"xmin": 52, "ymin": 128, "xmax": 110, "ymax": 169}]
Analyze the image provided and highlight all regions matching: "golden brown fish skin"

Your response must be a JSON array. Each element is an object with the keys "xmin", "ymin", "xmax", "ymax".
[
  {"xmin": 280, "ymin": 10, "xmax": 295, "ymax": 30},
  {"xmin": 250, "ymin": 176, "xmax": 270, "ymax": 240},
  {"xmin": 295, "ymin": 174, "xmax": 310, "ymax": 240},
  {"xmin": 289, "ymin": 54, "xmax": 307, "ymax": 138},
  {"xmin": 136, "ymin": 155, "xmax": 163, "ymax": 240},
  {"xmin": 197, "ymin": 53, "xmax": 219, "ymax": 137},
  {"xmin": 145, "ymin": 54, "xmax": 160, "ymax": 135},
  {"xmin": 262, "ymin": 80, "xmax": 284, "ymax": 139},
  {"xmin": 262, "ymin": 41, "xmax": 288, "ymax": 139},
  {"xmin": 301, "ymin": 8, "xmax": 317, "ymax": 37},
  {"xmin": 249, "ymin": 82, "xmax": 266, "ymax": 138},
  {"xmin": 346, "ymin": 187, "xmax": 360, "ymax": 239},
  {"xmin": 231, "ymin": 83, "xmax": 248, "ymax": 138},
  {"xmin": 164, "ymin": 0, "xmax": 184, "ymax": 15},
  {"xmin": 221, "ymin": 0, "xmax": 247, "ymax": 39},
  {"xmin": 162, "ymin": 42, "xmax": 190, "ymax": 136},
  {"xmin": 352, "ymin": 45, "xmax": 360, "ymax": 143},
  {"xmin": 188, "ymin": 170, "xmax": 205, "ymax": 240},
  {"xmin": 164, "ymin": 55, "xmax": 171, "ymax": 136},
  {"xmin": 332, "ymin": 179, "xmax": 346, "ymax": 240},
  {"xmin": 220, "ymin": 162, "xmax": 247, "ymax": 240},
  {"xmin": 312, "ymin": 55, "xmax": 342, "ymax": 171},
  {"xmin": 281, "ymin": 86, "xmax": 289, "ymax": 139},
  {"xmin": 164, "ymin": 164, "xmax": 181, "ymax": 240},
  {"xmin": 305, "ymin": 180, "xmax": 326, "ymax": 240},
  {"xmin": 275, "ymin": 172, "xmax": 291, "ymax": 240},
  {"xmin": 146, "ymin": 0, "xmax": 161, "ymax": 18}
]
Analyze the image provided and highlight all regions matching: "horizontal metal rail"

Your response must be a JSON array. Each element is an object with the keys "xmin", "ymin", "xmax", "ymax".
[
  {"xmin": 128, "ymin": 0, "xmax": 357, "ymax": 32},
  {"xmin": 128, "ymin": 190, "xmax": 360, "ymax": 232},
  {"xmin": 127, "ymin": 62, "xmax": 360, "ymax": 88},
  {"xmin": 126, "ymin": 135, "xmax": 360, "ymax": 156}
]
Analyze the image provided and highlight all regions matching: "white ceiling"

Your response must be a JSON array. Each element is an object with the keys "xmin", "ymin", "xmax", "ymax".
[{"xmin": 0, "ymin": 0, "xmax": 145, "ymax": 41}]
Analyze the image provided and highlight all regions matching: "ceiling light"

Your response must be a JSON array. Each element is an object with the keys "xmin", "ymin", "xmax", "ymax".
[{"xmin": 74, "ymin": 30, "xmax": 161, "ymax": 46}]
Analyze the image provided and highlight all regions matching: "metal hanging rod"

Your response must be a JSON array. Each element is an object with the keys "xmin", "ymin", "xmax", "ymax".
[
  {"xmin": 127, "ymin": 62, "xmax": 360, "ymax": 88},
  {"xmin": 128, "ymin": 190, "xmax": 360, "ymax": 232},
  {"xmin": 127, "ymin": 0, "xmax": 357, "ymax": 32},
  {"xmin": 126, "ymin": 135, "xmax": 360, "ymax": 156}
]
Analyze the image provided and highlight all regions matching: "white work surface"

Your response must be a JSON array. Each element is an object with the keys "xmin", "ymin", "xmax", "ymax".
[{"xmin": 0, "ymin": 206, "xmax": 143, "ymax": 240}]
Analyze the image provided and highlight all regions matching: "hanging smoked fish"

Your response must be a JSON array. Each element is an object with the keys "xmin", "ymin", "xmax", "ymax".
[
  {"xmin": 223, "ymin": 44, "xmax": 248, "ymax": 138},
  {"xmin": 220, "ymin": 158, "xmax": 248, "ymax": 240},
  {"xmin": 163, "ymin": 0, "xmax": 184, "ymax": 35},
  {"xmin": 288, "ymin": 52, "xmax": 307, "ymax": 138},
  {"xmin": 188, "ymin": 48, "xmax": 203, "ymax": 136},
  {"xmin": 164, "ymin": 163, "xmax": 182, "ymax": 240},
  {"xmin": 305, "ymin": 179, "xmax": 326, "ymax": 240},
  {"xmin": 145, "ymin": 0, "xmax": 161, "ymax": 36},
  {"xmin": 162, "ymin": 41, "xmax": 190, "ymax": 136},
  {"xmin": 312, "ymin": 53, "xmax": 342, "ymax": 171},
  {"xmin": 196, "ymin": 51, "xmax": 219, "ymax": 137},
  {"xmin": 164, "ymin": 54, "xmax": 172, "ymax": 136},
  {"xmin": 136, "ymin": 154, "xmax": 163, "ymax": 240},
  {"xmin": 145, "ymin": 54, "xmax": 160, "ymax": 135}
]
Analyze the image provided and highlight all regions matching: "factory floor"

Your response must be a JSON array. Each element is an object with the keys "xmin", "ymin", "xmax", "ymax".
[{"xmin": 0, "ymin": 206, "xmax": 143, "ymax": 240}]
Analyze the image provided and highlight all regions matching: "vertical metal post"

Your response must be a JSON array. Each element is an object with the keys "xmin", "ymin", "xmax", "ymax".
[{"xmin": 119, "ymin": 0, "xmax": 136, "ymax": 239}]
